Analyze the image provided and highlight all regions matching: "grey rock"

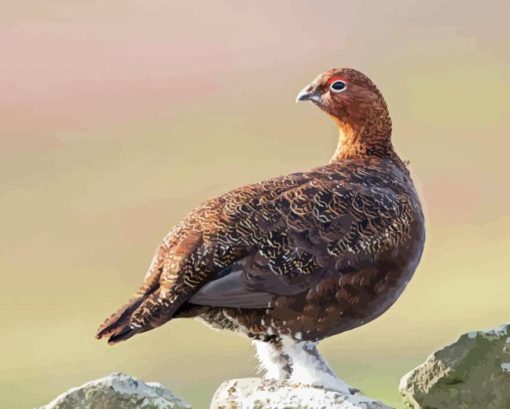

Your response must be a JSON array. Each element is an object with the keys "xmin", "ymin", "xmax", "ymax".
[
  {"xmin": 400, "ymin": 323, "xmax": 510, "ymax": 409},
  {"xmin": 39, "ymin": 372, "xmax": 191, "ymax": 409},
  {"xmin": 210, "ymin": 377, "xmax": 392, "ymax": 409}
]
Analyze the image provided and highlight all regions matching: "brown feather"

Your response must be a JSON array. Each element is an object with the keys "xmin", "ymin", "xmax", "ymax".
[{"xmin": 96, "ymin": 67, "xmax": 425, "ymax": 346}]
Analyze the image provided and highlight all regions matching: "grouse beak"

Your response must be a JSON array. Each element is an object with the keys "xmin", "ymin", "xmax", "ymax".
[{"xmin": 296, "ymin": 84, "xmax": 321, "ymax": 103}]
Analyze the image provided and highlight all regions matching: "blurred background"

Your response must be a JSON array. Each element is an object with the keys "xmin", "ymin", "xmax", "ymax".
[{"xmin": 1, "ymin": 1, "xmax": 509, "ymax": 408}]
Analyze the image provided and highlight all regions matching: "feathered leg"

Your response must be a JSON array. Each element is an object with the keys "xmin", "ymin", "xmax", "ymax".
[
  {"xmin": 253, "ymin": 337, "xmax": 355, "ymax": 394},
  {"xmin": 253, "ymin": 339, "xmax": 292, "ymax": 379}
]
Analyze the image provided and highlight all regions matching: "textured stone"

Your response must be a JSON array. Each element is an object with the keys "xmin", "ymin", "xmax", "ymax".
[
  {"xmin": 400, "ymin": 323, "xmax": 510, "ymax": 409},
  {"xmin": 39, "ymin": 372, "xmax": 191, "ymax": 409},
  {"xmin": 210, "ymin": 377, "xmax": 392, "ymax": 409}
]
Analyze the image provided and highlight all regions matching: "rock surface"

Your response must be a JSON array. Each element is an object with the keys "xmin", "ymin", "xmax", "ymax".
[
  {"xmin": 39, "ymin": 372, "xmax": 191, "ymax": 409},
  {"xmin": 400, "ymin": 323, "xmax": 510, "ymax": 409},
  {"xmin": 210, "ymin": 378, "xmax": 392, "ymax": 409}
]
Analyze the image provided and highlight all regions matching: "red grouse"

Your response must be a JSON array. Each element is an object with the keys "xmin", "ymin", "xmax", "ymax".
[{"xmin": 96, "ymin": 68, "xmax": 425, "ymax": 392}]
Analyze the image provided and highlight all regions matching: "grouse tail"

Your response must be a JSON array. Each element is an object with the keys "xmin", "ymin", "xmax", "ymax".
[
  {"xmin": 95, "ymin": 266, "xmax": 163, "ymax": 345},
  {"xmin": 95, "ymin": 296, "xmax": 146, "ymax": 344}
]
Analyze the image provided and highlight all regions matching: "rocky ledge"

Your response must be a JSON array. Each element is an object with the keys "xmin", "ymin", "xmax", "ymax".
[
  {"xmin": 39, "ymin": 373, "xmax": 391, "ymax": 409},
  {"xmin": 210, "ymin": 378, "xmax": 392, "ymax": 409},
  {"xmin": 38, "ymin": 323, "xmax": 510, "ymax": 409},
  {"xmin": 39, "ymin": 372, "xmax": 191, "ymax": 409},
  {"xmin": 400, "ymin": 322, "xmax": 510, "ymax": 409}
]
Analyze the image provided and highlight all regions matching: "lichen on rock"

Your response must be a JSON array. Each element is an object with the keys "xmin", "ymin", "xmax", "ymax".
[
  {"xmin": 39, "ymin": 372, "xmax": 191, "ymax": 409},
  {"xmin": 210, "ymin": 377, "xmax": 392, "ymax": 409},
  {"xmin": 400, "ymin": 323, "xmax": 510, "ymax": 409}
]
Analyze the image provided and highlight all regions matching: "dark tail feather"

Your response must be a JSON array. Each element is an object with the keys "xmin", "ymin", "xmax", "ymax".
[
  {"xmin": 96, "ymin": 265, "xmax": 165, "ymax": 344},
  {"xmin": 106, "ymin": 325, "xmax": 139, "ymax": 345},
  {"xmin": 95, "ymin": 296, "xmax": 145, "ymax": 343}
]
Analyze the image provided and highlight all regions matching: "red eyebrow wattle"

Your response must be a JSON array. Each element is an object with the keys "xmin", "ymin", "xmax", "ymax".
[{"xmin": 327, "ymin": 76, "xmax": 348, "ymax": 85}]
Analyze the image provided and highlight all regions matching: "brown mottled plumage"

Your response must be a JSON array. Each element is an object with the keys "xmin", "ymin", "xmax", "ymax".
[{"xmin": 96, "ymin": 68, "xmax": 425, "ymax": 391}]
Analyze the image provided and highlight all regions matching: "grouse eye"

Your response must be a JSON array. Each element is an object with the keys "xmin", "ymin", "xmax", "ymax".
[{"xmin": 330, "ymin": 80, "xmax": 347, "ymax": 93}]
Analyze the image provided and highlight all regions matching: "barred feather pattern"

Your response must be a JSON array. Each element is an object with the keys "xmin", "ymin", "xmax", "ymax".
[
  {"xmin": 99, "ymin": 156, "xmax": 423, "ymax": 341},
  {"xmin": 96, "ymin": 67, "xmax": 425, "ymax": 344}
]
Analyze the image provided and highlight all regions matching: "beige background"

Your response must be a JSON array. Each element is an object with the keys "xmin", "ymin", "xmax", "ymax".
[{"xmin": 1, "ymin": 1, "xmax": 509, "ymax": 408}]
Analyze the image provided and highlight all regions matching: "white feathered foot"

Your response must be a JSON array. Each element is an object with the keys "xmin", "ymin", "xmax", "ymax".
[{"xmin": 253, "ymin": 337, "xmax": 357, "ymax": 395}]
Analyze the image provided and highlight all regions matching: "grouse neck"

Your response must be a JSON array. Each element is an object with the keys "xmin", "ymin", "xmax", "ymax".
[{"xmin": 329, "ymin": 121, "xmax": 395, "ymax": 163}]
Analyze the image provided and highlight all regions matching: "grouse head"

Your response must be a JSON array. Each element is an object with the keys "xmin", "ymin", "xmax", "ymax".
[{"xmin": 297, "ymin": 68, "xmax": 393, "ymax": 160}]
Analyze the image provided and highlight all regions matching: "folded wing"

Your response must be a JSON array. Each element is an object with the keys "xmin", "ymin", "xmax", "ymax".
[{"xmin": 96, "ymin": 166, "xmax": 413, "ymax": 344}]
